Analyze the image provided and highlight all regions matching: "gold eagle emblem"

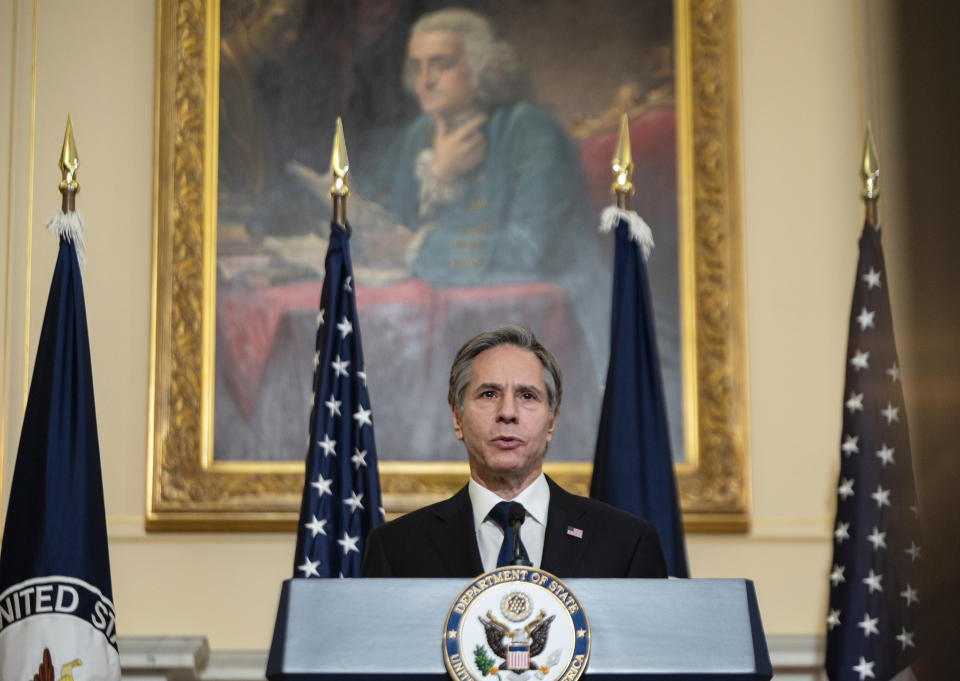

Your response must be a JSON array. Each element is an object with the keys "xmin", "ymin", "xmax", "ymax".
[{"xmin": 29, "ymin": 648, "xmax": 82, "ymax": 681}]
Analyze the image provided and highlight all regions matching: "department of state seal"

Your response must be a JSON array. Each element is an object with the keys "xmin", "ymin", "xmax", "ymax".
[{"xmin": 442, "ymin": 567, "xmax": 590, "ymax": 681}]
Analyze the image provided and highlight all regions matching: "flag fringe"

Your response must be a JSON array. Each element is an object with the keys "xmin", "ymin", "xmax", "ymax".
[
  {"xmin": 598, "ymin": 206, "xmax": 654, "ymax": 260},
  {"xmin": 46, "ymin": 208, "xmax": 87, "ymax": 267}
]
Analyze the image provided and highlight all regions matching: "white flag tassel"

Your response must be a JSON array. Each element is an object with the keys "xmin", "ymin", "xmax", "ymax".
[
  {"xmin": 598, "ymin": 206, "xmax": 654, "ymax": 260},
  {"xmin": 46, "ymin": 208, "xmax": 87, "ymax": 267}
]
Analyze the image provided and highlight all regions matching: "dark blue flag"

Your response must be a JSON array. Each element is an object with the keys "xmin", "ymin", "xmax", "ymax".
[
  {"xmin": 590, "ymin": 208, "xmax": 689, "ymax": 577},
  {"xmin": 0, "ymin": 219, "xmax": 120, "ymax": 681},
  {"xmin": 825, "ymin": 224, "xmax": 922, "ymax": 681},
  {"xmin": 293, "ymin": 221, "xmax": 383, "ymax": 578}
]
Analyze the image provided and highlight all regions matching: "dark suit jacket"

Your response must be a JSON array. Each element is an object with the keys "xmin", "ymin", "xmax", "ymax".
[{"xmin": 361, "ymin": 476, "xmax": 667, "ymax": 578}]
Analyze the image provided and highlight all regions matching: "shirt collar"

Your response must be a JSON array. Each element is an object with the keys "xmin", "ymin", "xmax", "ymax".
[{"xmin": 468, "ymin": 472, "xmax": 550, "ymax": 530}]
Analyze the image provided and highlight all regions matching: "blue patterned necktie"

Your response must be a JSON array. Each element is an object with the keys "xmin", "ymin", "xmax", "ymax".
[{"xmin": 489, "ymin": 501, "xmax": 530, "ymax": 568}]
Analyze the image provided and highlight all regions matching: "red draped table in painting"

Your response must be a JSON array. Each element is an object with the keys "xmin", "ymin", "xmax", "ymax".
[{"xmin": 215, "ymin": 278, "xmax": 600, "ymax": 463}]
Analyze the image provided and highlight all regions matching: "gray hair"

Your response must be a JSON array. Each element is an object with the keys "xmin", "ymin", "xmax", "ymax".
[
  {"xmin": 448, "ymin": 325, "xmax": 562, "ymax": 417},
  {"xmin": 406, "ymin": 8, "xmax": 529, "ymax": 110}
]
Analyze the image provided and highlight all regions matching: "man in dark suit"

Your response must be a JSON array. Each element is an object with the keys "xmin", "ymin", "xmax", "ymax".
[{"xmin": 361, "ymin": 325, "xmax": 667, "ymax": 578}]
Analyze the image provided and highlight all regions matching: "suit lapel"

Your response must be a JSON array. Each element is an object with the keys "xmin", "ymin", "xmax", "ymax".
[
  {"xmin": 541, "ymin": 477, "xmax": 591, "ymax": 576},
  {"xmin": 428, "ymin": 485, "xmax": 483, "ymax": 577}
]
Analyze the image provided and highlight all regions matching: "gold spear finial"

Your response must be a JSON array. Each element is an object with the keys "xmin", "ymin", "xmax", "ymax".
[
  {"xmin": 611, "ymin": 112, "xmax": 633, "ymax": 209},
  {"xmin": 861, "ymin": 122, "xmax": 879, "ymax": 200},
  {"xmin": 59, "ymin": 115, "xmax": 79, "ymax": 212},
  {"xmin": 861, "ymin": 122, "xmax": 880, "ymax": 228},
  {"xmin": 329, "ymin": 117, "xmax": 349, "ymax": 226},
  {"xmin": 329, "ymin": 117, "xmax": 350, "ymax": 199}
]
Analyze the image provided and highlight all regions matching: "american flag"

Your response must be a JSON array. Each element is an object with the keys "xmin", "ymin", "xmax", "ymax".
[
  {"xmin": 825, "ymin": 223, "xmax": 922, "ymax": 681},
  {"xmin": 292, "ymin": 221, "xmax": 383, "ymax": 578}
]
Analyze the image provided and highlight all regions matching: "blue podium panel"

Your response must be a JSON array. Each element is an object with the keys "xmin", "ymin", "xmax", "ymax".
[{"xmin": 267, "ymin": 578, "xmax": 771, "ymax": 681}]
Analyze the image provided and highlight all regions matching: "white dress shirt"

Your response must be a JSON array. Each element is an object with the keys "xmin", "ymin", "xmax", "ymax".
[{"xmin": 468, "ymin": 473, "xmax": 550, "ymax": 571}]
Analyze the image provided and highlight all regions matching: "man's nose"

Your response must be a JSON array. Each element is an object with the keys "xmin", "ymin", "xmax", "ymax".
[
  {"xmin": 420, "ymin": 65, "xmax": 438, "ymax": 89},
  {"xmin": 496, "ymin": 395, "xmax": 518, "ymax": 423}
]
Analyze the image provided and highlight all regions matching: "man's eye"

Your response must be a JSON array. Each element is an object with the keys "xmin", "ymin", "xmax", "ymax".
[
  {"xmin": 521, "ymin": 392, "xmax": 535, "ymax": 400},
  {"xmin": 481, "ymin": 390, "xmax": 496, "ymax": 398}
]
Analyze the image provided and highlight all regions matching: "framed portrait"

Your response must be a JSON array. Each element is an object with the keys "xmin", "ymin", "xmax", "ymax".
[{"xmin": 148, "ymin": 0, "xmax": 747, "ymax": 531}]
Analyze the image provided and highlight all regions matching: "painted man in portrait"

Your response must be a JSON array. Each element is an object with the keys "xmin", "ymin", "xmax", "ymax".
[
  {"xmin": 290, "ymin": 7, "xmax": 609, "ymax": 373},
  {"xmin": 358, "ymin": 9, "xmax": 603, "ymax": 290}
]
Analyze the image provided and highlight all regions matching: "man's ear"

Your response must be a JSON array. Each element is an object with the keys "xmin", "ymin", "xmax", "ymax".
[
  {"xmin": 451, "ymin": 404, "xmax": 464, "ymax": 440},
  {"xmin": 545, "ymin": 411, "xmax": 558, "ymax": 442}
]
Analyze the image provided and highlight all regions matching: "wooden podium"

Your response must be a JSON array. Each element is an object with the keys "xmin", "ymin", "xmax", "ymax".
[{"xmin": 266, "ymin": 578, "xmax": 772, "ymax": 681}]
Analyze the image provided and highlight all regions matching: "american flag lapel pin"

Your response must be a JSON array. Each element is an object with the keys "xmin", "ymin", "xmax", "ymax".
[{"xmin": 566, "ymin": 526, "xmax": 583, "ymax": 539}]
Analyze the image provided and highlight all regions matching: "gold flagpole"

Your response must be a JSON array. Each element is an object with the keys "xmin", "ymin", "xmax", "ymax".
[
  {"xmin": 611, "ymin": 113, "xmax": 634, "ymax": 210},
  {"xmin": 330, "ymin": 117, "xmax": 349, "ymax": 227},
  {"xmin": 861, "ymin": 122, "xmax": 879, "ymax": 229},
  {"xmin": 59, "ymin": 114, "xmax": 80, "ymax": 213}
]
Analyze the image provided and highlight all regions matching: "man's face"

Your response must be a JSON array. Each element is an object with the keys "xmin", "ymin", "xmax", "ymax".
[
  {"xmin": 249, "ymin": 0, "xmax": 303, "ymax": 58},
  {"xmin": 452, "ymin": 345, "xmax": 557, "ymax": 489},
  {"xmin": 406, "ymin": 31, "xmax": 476, "ymax": 118}
]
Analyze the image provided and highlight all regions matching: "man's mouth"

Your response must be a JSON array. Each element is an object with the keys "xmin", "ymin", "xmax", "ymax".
[{"xmin": 492, "ymin": 436, "xmax": 523, "ymax": 449}]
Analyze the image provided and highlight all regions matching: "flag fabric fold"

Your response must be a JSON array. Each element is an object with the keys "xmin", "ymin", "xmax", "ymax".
[
  {"xmin": 0, "ymin": 232, "xmax": 120, "ymax": 681},
  {"xmin": 293, "ymin": 221, "xmax": 383, "ymax": 578},
  {"xmin": 825, "ymin": 223, "xmax": 922, "ymax": 681},
  {"xmin": 590, "ymin": 209, "xmax": 689, "ymax": 577}
]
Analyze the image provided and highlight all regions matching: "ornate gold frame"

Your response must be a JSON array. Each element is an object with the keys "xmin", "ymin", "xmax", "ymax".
[{"xmin": 147, "ymin": 0, "xmax": 747, "ymax": 531}]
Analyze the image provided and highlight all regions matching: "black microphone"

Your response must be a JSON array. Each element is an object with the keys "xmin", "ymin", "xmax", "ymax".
[{"xmin": 508, "ymin": 503, "xmax": 532, "ymax": 567}]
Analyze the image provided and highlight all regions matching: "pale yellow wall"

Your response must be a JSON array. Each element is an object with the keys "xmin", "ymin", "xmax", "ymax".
[
  {"xmin": 0, "ymin": 0, "xmax": 903, "ymax": 651},
  {"xmin": 727, "ymin": 0, "xmax": 859, "ymax": 634}
]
